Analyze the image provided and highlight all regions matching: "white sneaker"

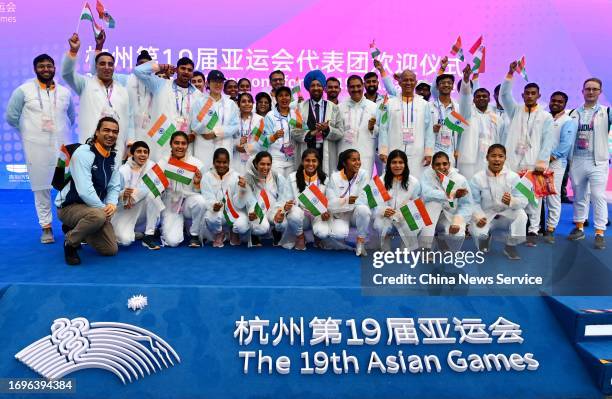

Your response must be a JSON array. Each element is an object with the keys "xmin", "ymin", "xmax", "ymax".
[{"xmin": 356, "ymin": 240, "xmax": 367, "ymax": 257}]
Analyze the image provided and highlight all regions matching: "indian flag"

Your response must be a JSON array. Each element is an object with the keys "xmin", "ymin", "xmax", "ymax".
[
  {"xmin": 252, "ymin": 118, "xmax": 265, "ymax": 142},
  {"xmin": 223, "ymin": 190, "xmax": 239, "ymax": 226},
  {"xmin": 291, "ymin": 84, "xmax": 300, "ymax": 101},
  {"xmin": 196, "ymin": 97, "xmax": 214, "ymax": 122},
  {"xmin": 450, "ymin": 36, "xmax": 464, "ymax": 61},
  {"xmin": 164, "ymin": 157, "xmax": 198, "ymax": 185},
  {"xmin": 399, "ymin": 198, "xmax": 432, "ymax": 231},
  {"xmin": 437, "ymin": 172, "xmax": 456, "ymax": 196},
  {"xmin": 206, "ymin": 111, "xmax": 219, "ymax": 130},
  {"xmin": 289, "ymin": 109, "xmax": 303, "ymax": 129},
  {"xmin": 57, "ymin": 144, "xmax": 71, "ymax": 168},
  {"xmin": 147, "ymin": 114, "xmax": 176, "ymax": 146},
  {"xmin": 95, "ymin": 0, "xmax": 116, "ymax": 29},
  {"xmin": 142, "ymin": 164, "xmax": 169, "ymax": 197},
  {"xmin": 298, "ymin": 184, "xmax": 328, "ymax": 216},
  {"xmin": 516, "ymin": 174, "xmax": 537, "ymax": 206},
  {"xmin": 378, "ymin": 94, "xmax": 389, "ymax": 110},
  {"xmin": 515, "ymin": 56, "xmax": 529, "ymax": 82},
  {"xmin": 79, "ymin": 3, "xmax": 103, "ymax": 37},
  {"xmin": 364, "ymin": 175, "xmax": 391, "ymax": 209},
  {"xmin": 469, "ymin": 35, "xmax": 483, "ymax": 55},
  {"xmin": 254, "ymin": 189, "xmax": 271, "ymax": 222},
  {"xmin": 379, "ymin": 95, "xmax": 389, "ymax": 124},
  {"xmin": 471, "ymin": 45, "xmax": 486, "ymax": 74},
  {"xmin": 369, "ymin": 40, "xmax": 381, "ymax": 59},
  {"xmin": 443, "ymin": 110, "xmax": 469, "ymax": 134}
]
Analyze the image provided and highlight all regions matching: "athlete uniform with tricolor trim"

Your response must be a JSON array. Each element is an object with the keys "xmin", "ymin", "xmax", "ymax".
[
  {"xmin": 200, "ymin": 169, "xmax": 249, "ymax": 241},
  {"xmin": 468, "ymin": 166, "xmax": 528, "ymax": 247},
  {"xmin": 111, "ymin": 159, "xmax": 162, "ymax": 246},
  {"xmin": 326, "ymin": 169, "xmax": 371, "ymax": 241},
  {"xmin": 420, "ymin": 167, "xmax": 472, "ymax": 249},
  {"xmin": 157, "ymin": 155, "xmax": 206, "ymax": 247}
]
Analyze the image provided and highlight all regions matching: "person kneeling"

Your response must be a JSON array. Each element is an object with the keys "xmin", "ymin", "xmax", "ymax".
[
  {"xmin": 326, "ymin": 149, "xmax": 372, "ymax": 256},
  {"xmin": 420, "ymin": 151, "xmax": 472, "ymax": 251},
  {"xmin": 469, "ymin": 144, "xmax": 528, "ymax": 260},
  {"xmin": 283, "ymin": 149, "xmax": 332, "ymax": 250},
  {"xmin": 372, "ymin": 150, "xmax": 421, "ymax": 251},
  {"xmin": 55, "ymin": 117, "xmax": 121, "ymax": 265},
  {"xmin": 201, "ymin": 148, "xmax": 249, "ymax": 247},
  {"xmin": 111, "ymin": 141, "xmax": 162, "ymax": 250},
  {"xmin": 158, "ymin": 131, "xmax": 206, "ymax": 248},
  {"xmin": 237, "ymin": 151, "xmax": 290, "ymax": 246}
]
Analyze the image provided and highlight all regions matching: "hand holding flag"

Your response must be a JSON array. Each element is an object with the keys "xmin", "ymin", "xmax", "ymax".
[
  {"xmin": 515, "ymin": 56, "xmax": 529, "ymax": 81},
  {"xmin": 96, "ymin": 0, "xmax": 116, "ymax": 28}
]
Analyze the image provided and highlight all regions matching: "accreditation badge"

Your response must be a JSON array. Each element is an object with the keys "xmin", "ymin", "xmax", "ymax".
[
  {"xmin": 41, "ymin": 115, "xmax": 55, "ymax": 133},
  {"xmin": 281, "ymin": 143, "xmax": 295, "ymax": 158},
  {"xmin": 515, "ymin": 141, "xmax": 528, "ymax": 156},
  {"xmin": 402, "ymin": 127, "xmax": 415, "ymax": 145},
  {"xmin": 440, "ymin": 129, "xmax": 452, "ymax": 147},
  {"xmin": 344, "ymin": 129, "xmax": 355, "ymax": 144}
]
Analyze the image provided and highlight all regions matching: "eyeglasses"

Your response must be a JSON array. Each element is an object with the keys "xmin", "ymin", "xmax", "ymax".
[{"xmin": 583, "ymin": 88, "xmax": 601, "ymax": 92}]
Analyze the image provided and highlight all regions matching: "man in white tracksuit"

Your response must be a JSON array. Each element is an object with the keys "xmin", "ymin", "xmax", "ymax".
[
  {"xmin": 91, "ymin": 30, "xmax": 156, "ymax": 149},
  {"xmin": 5, "ymin": 54, "xmax": 75, "ymax": 243},
  {"xmin": 567, "ymin": 78, "xmax": 611, "ymax": 250},
  {"xmin": 542, "ymin": 91, "xmax": 576, "ymax": 243},
  {"xmin": 134, "ymin": 57, "xmax": 204, "ymax": 161},
  {"xmin": 62, "ymin": 33, "xmax": 132, "ymax": 162},
  {"xmin": 501, "ymin": 61, "xmax": 554, "ymax": 246},
  {"xmin": 377, "ymin": 69, "xmax": 434, "ymax": 179},
  {"xmin": 337, "ymin": 75, "xmax": 378, "ymax": 175},
  {"xmin": 457, "ymin": 66, "xmax": 504, "ymax": 179}
]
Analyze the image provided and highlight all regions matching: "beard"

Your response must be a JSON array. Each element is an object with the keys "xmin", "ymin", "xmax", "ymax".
[{"xmin": 365, "ymin": 85, "xmax": 378, "ymax": 95}]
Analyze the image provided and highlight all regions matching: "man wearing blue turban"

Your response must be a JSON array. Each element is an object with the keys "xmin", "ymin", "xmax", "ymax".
[{"xmin": 292, "ymin": 70, "xmax": 344, "ymax": 175}]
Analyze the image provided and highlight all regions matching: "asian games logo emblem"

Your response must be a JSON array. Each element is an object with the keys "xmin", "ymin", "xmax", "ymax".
[{"xmin": 15, "ymin": 317, "xmax": 180, "ymax": 384}]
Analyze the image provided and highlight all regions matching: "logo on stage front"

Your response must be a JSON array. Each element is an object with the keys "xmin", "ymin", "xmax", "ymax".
[{"xmin": 15, "ymin": 317, "xmax": 180, "ymax": 384}]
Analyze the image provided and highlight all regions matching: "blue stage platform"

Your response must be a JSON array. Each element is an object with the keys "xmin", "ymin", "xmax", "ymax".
[{"xmin": 0, "ymin": 189, "xmax": 611, "ymax": 398}]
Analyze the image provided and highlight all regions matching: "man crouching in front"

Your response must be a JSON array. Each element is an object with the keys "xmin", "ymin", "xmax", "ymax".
[{"xmin": 55, "ymin": 117, "xmax": 121, "ymax": 265}]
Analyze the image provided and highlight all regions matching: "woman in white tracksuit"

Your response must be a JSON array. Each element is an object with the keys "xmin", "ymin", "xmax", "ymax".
[
  {"xmin": 233, "ymin": 93, "xmax": 267, "ymax": 174},
  {"xmin": 372, "ymin": 150, "xmax": 421, "ymax": 250},
  {"xmin": 158, "ymin": 132, "xmax": 206, "ymax": 248},
  {"xmin": 5, "ymin": 54, "xmax": 75, "ymax": 242},
  {"xmin": 201, "ymin": 148, "xmax": 249, "ymax": 248},
  {"xmin": 420, "ymin": 151, "xmax": 472, "ymax": 250},
  {"xmin": 235, "ymin": 151, "xmax": 291, "ymax": 246},
  {"xmin": 469, "ymin": 144, "xmax": 528, "ymax": 260},
  {"xmin": 282, "ymin": 149, "xmax": 332, "ymax": 250},
  {"xmin": 326, "ymin": 149, "xmax": 372, "ymax": 256},
  {"xmin": 111, "ymin": 141, "xmax": 162, "ymax": 249},
  {"xmin": 263, "ymin": 86, "xmax": 302, "ymax": 177},
  {"xmin": 190, "ymin": 72, "xmax": 240, "ymax": 172}
]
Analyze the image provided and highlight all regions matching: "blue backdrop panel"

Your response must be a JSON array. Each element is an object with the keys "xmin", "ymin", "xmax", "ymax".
[{"xmin": 0, "ymin": 284, "xmax": 603, "ymax": 398}]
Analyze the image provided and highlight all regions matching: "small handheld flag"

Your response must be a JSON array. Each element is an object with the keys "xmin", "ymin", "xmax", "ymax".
[
  {"xmin": 443, "ymin": 110, "xmax": 469, "ymax": 134},
  {"xmin": 95, "ymin": 0, "xmax": 116, "ymax": 28},
  {"xmin": 515, "ymin": 56, "xmax": 529, "ymax": 82},
  {"xmin": 369, "ymin": 40, "xmax": 381, "ymax": 59},
  {"xmin": 450, "ymin": 36, "xmax": 464, "ymax": 61},
  {"xmin": 142, "ymin": 164, "xmax": 169, "ymax": 197},
  {"xmin": 364, "ymin": 175, "xmax": 391, "ymax": 209},
  {"xmin": 147, "ymin": 114, "xmax": 176, "ymax": 147}
]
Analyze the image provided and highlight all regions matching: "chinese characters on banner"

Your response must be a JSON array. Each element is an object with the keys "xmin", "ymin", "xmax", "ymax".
[
  {"xmin": 84, "ymin": 45, "xmax": 463, "ymax": 89},
  {"xmin": 234, "ymin": 316, "xmax": 539, "ymax": 375}
]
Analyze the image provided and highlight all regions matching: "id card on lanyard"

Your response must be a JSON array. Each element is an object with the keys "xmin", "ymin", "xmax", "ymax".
[
  {"xmin": 37, "ymin": 85, "xmax": 57, "ymax": 133},
  {"xmin": 516, "ymin": 110, "xmax": 537, "ymax": 156},
  {"xmin": 100, "ymin": 83, "xmax": 118, "ymax": 119},
  {"xmin": 345, "ymin": 105, "xmax": 365, "ymax": 145},
  {"xmin": 239, "ymin": 117, "xmax": 252, "ymax": 163},
  {"xmin": 277, "ymin": 115, "xmax": 295, "ymax": 159},
  {"xmin": 174, "ymin": 83, "xmax": 192, "ymax": 131},
  {"xmin": 402, "ymin": 99, "xmax": 415, "ymax": 145},
  {"xmin": 436, "ymin": 100, "xmax": 453, "ymax": 148}
]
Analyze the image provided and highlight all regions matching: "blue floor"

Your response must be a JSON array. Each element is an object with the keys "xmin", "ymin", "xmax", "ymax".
[{"xmin": 0, "ymin": 189, "xmax": 610, "ymax": 288}]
